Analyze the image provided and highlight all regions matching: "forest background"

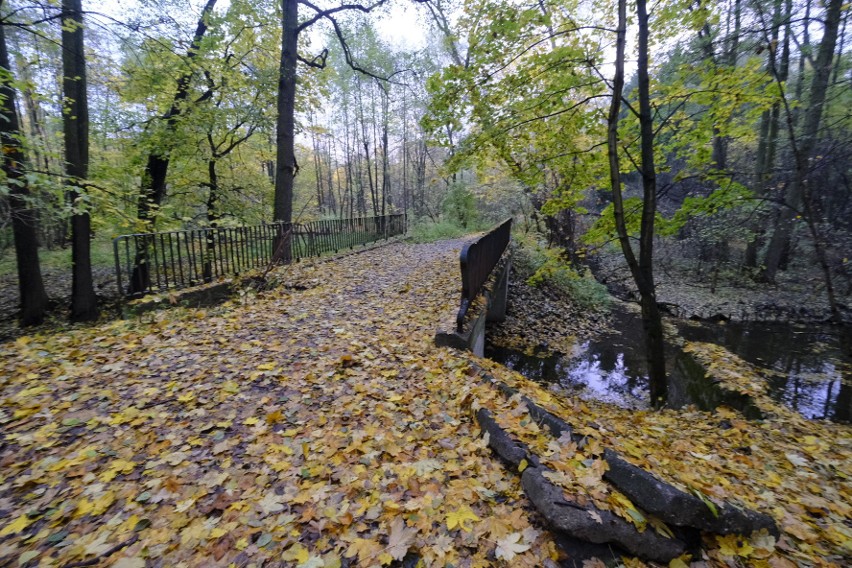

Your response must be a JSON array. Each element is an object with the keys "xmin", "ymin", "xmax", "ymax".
[{"xmin": 0, "ymin": 0, "xmax": 849, "ymax": 333}]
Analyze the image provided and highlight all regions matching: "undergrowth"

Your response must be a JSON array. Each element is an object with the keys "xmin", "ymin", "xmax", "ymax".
[
  {"xmin": 407, "ymin": 218, "xmax": 490, "ymax": 243},
  {"xmin": 513, "ymin": 232, "xmax": 610, "ymax": 310}
]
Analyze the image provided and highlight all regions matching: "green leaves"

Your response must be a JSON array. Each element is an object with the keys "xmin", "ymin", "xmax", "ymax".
[{"xmin": 424, "ymin": 0, "xmax": 609, "ymax": 207}]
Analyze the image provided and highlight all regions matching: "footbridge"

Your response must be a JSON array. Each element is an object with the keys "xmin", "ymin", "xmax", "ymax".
[{"xmin": 435, "ymin": 218, "xmax": 513, "ymax": 356}]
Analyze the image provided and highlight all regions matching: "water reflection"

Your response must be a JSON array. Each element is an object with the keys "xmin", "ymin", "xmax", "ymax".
[
  {"xmin": 487, "ymin": 313, "xmax": 850, "ymax": 422},
  {"xmin": 562, "ymin": 344, "xmax": 649, "ymax": 407},
  {"xmin": 679, "ymin": 321, "xmax": 851, "ymax": 422},
  {"xmin": 485, "ymin": 341, "xmax": 760, "ymax": 416}
]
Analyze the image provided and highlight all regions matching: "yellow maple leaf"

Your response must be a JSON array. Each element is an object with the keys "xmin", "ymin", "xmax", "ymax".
[
  {"xmin": 91, "ymin": 491, "xmax": 116, "ymax": 516},
  {"xmin": 180, "ymin": 520, "xmax": 207, "ymax": 545},
  {"xmin": 76, "ymin": 498, "xmax": 94, "ymax": 517},
  {"xmin": 282, "ymin": 543, "xmax": 310, "ymax": 563},
  {"xmin": 109, "ymin": 407, "xmax": 141, "ymax": 426},
  {"xmin": 0, "ymin": 514, "xmax": 31, "ymax": 536},
  {"xmin": 716, "ymin": 534, "xmax": 755, "ymax": 558},
  {"xmin": 100, "ymin": 459, "xmax": 135, "ymax": 482},
  {"xmin": 209, "ymin": 527, "xmax": 227, "ymax": 539},
  {"xmin": 345, "ymin": 538, "xmax": 382, "ymax": 563},
  {"xmin": 495, "ymin": 532, "xmax": 531, "ymax": 561},
  {"xmin": 13, "ymin": 405, "xmax": 41, "ymax": 420},
  {"xmin": 446, "ymin": 506, "xmax": 480, "ymax": 532}
]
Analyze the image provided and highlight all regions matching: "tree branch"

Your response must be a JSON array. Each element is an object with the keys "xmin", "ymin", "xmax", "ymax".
[
  {"xmin": 296, "ymin": 0, "xmax": 388, "ymax": 34},
  {"xmin": 298, "ymin": 48, "xmax": 328, "ymax": 69}
]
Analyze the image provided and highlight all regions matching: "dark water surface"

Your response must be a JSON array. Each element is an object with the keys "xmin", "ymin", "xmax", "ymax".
[
  {"xmin": 679, "ymin": 320, "xmax": 851, "ymax": 422},
  {"xmin": 486, "ymin": 309, "xmax": 851, "ymax": 422}
]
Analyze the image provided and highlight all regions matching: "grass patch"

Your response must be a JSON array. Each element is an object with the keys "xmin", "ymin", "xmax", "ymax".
[
  {"xmin": 0, "ymin": 237, "xmax": 115, "ymax": 277},
  {"xmin": 407, "ymin": 219, "xmax": 490, "ymax": 243}
]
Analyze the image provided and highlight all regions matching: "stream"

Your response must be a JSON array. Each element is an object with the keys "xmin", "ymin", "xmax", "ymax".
[{"xmin": 486, "ymin": 308, "xmax": 851, "ymax": 423}]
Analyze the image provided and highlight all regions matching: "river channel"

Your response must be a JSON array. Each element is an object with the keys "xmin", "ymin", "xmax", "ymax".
[{"xmin": 486, "ymin": 309, "xmax": 851, "ymax": 423}]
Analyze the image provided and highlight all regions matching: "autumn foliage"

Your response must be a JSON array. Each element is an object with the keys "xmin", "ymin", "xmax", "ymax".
[{"xmin": 1, "ymin": 240, "xmax": 850, "ymax": 566}]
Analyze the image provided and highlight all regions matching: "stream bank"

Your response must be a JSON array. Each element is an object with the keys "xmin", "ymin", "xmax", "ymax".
[{"xmin": 486, "ymin": 261, "xmax": 851, "ymax": 423}]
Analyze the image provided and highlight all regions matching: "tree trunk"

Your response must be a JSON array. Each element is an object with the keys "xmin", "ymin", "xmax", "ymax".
[
  {"xmin": 792, "ymin": 0, "xmax": 811, "ymax": 131},
  {"xmin": 371, "ymin": 83, "xmax": 381, "ymax": 214},
  {"xmin": 0, "ymin": 15, "xmax": 48, "ymax": 326},
  {"xmin": 137, "ymin": 0, "xmax": 217, "ymax": 229},
  {"xmin": 326, "ymin": 137, "xmax": 338, "ymax": 217},
  {"xmin": 357, "ymin": 80, "xmax": 378, "ymax": 217},
  {"xmin": 831, "ymin": 6, "xmax": 848, "ymax": 86},
  {"xmin": 310, "ymin": 115, "xmax": 325, "ymax": 215},
  {"xmin": 62, "ymin": 0, "xmax": 98, "ymax": 322},
  {"xmin": 12, "ymin": 38, "xmax": 52, "ymax": 175},
  {"xmin": 401, "ymin": 88, "xmax": 409, "ymax": 215},
  {"xmin": 607, "ymin": 0, "xmax": 666, "ymax": 406},
  {"xmin": 696, "ymin": 3, "xmax": 728, "ymax": 170},
  {"xmin": 131, "ymin": 0, "xmax": 217, "ymax": 293},
  {"xmin": 203, "ymin": 159, "xmax": 219, "ymax": 282},
  {"xmin": 635, "ymin": 0, "xmax": 667, "ymax": 406},
  {"xmin": 746, "ymin": 0, "xmax": 787, "ymax": 269},
  {"xmin": 274, "ymin": 0, "xmax": 298, "ymax": 226},
  {"xmin": 762, "ymin": 0, "xmax": 843, "ymax": 301},
  {"xmin": 380, "ymin": 82, "xmax": 390, "ymax": 217},
  {"xmin": 272, "ymin": 0, "xmax": 299, "ymax": 263}
]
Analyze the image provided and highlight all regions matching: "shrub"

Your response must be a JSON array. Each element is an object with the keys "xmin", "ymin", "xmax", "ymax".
[
  {"xmin": 442, "ymin": 183, "xmax": 478, "ymax": 229},
  {"xmin": 516, "ymin": 234, "xmax": 610, "ymax": 310}
]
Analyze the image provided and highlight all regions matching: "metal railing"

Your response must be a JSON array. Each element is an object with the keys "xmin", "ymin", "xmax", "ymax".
[
  {"xmin": 114, "ymin": 214, "xmax": 406, "ymax": 298},
  {"xmin": 456, "ymin": 218, "xmax": 512, "ymax": 331},
  {"xmin": 297, "ymin": 215, "xmax": 406, "ymax": 258}
]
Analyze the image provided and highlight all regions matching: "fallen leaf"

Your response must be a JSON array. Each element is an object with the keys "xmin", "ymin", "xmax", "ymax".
[
  {"xmin": 386, "ymin": 517, "xmax": 417, "ymax": 560},
  {"xmin": 495, "ymin": 532, "xmax": 531, "ymax": 561},
  {"xmin": 446, "ymin": 506, "xmax": 480, "ymax": 532}
]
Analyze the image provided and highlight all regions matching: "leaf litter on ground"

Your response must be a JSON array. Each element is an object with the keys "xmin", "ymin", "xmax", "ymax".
[{"xmin": 0, "ymin": 238, "xmax": 849, "ymax": 567}]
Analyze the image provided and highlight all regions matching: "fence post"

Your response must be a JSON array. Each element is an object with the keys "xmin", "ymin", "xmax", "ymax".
[{"xmin": 113, "ymin": 237, "xmax": 124, "ymax": 297}]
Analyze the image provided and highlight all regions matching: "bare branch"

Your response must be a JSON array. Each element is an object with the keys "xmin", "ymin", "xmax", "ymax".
[
  {"xmin": 296, "ymin": 0, "xmax": 388, "ymax": 34},
  {"xmin": 298, "ymin": 48, "xmax": 328, "ymax": 69},
  {"xmin": 324, "ymin": 15, "xmax": 391, "ymax": 81}
]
